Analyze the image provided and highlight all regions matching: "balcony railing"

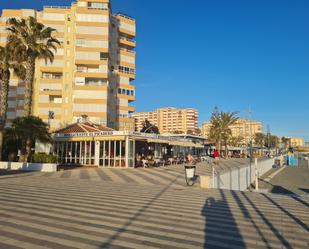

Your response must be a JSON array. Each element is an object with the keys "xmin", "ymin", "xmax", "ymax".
[
  {"xmin": 85, "ymin": 81, "xmax": 107, "ymax": 86},
  {"xmin": 114, "ymin": 13, "xmax": 135, "ymax": 21},
  {"xmin": 77, "ymin": 68, "xmax": 104, "ymax": 73},
  {"xmin": 88, "ymin": 7, "xmax": 109, "ymax": 10},
  {"xmin": 41, "ymin": 74, "xmax": 63, "ymax": 80},
  {"xmin": 119, "ymin": 48, "xmax": 135, "ymax": 54},
  {"xmin": 120, "ymin": 36, "xmax": 136, "ymax": 44},
  {"xmin": 44, "ymin": 6, "xmax": 70, "ymax": 9}
]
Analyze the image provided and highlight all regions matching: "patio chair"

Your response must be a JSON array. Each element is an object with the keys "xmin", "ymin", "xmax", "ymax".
[{"xmin": 141, "ymin": 159, "xmax": 148, "ymax": 168}]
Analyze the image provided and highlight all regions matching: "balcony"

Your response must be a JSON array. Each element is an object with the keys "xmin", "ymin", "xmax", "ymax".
[
  {"xmin": 119, "ymin": 36, "xmax": 136, "ymax": 48},
  {"xmin": 119, "ymin": 47, "xmax": 135, "ymax": 54},
  {"xmin": 75, "ymin": 77, "xmax": 108, "ymax": 87},
  {"xmin": 41, "ymin": 73, "xmax": 63, "ymax": 80},
  {"xmin": 44, "ymin": 5, "xmax": 70, "ymax": 9},
  {"xmin": 76, "ymin": 65, "xmax": 108, "ymax": 78},
  {"xmin": 114, "ymin": 13, "xmax": 135, "ymax": 22}
]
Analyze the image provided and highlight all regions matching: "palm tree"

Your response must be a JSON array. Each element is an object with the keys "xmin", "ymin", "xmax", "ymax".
[
  {"xmin": 140, "ymin": 119, "xmax": 160, "ymax": 134},
  {"xmin": 209, "ymin": 109, "xmax": 239, "ymax": 157},
  {"xmin": 281, "ymin": 137, "xmax": 290, "ymax": 149},
  {"xmin": 0, "ymin": 44, "xmax": 25, "ymax": 160},
  {"xmin": 6, "ymin": 16, "xmax": 60, "ymax": 116},
  {"xmin": 4, "ymin": 116, "xmax": 52, "ymax": 162},
  {"xmin": 228, "ymin": 136, "xmax": 244, "ymax": 147},
  {"xmin": 254, "ymin": 133, "xmax": 265, "ymax": 148}
]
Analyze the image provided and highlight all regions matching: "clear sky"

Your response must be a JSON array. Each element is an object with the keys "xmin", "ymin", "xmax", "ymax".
[{"xmin": 1, "ymin": 0, "xmax": 308, "ymax": 140}]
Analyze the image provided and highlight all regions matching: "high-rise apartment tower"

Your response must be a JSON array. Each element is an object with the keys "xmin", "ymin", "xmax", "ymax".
[
  {"xmin": 133, "ymin": 107, "xmax": 199, "ymax": 134},
  {"xmin": 0, "ymin": 0, "xmax": 136, "ymax": 130}
]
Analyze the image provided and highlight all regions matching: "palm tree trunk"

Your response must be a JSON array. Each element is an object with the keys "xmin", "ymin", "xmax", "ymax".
[
  {"xmin": 217, "ymin": 136, "xmax": 221, "ymax": 157},
  {"xmin": 19, "ymin": 139, "xmax": 27, "ymax": 162},
  {"xmin": 0, "ymin": 131, "xmax": 3, "ymax": 161},
  {"xmin": 225, "ymin": 139, "xmax": 228, "ymax": 158},
  {"xmin": 25, "ymin": 138, "xmax": 32, "ymax": 162},
  {"xmin": 0, "ymin": 70, "xmax": 10, "ymax": 161},
  {"xmin": 24, "ymin": 57, "xmax": 35, "ymax": 116}
]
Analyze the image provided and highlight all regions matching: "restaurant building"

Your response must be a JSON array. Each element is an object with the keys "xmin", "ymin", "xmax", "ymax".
[{"xmin": 53, "ymin": 121, "xmax": 205, "ymax": 168}]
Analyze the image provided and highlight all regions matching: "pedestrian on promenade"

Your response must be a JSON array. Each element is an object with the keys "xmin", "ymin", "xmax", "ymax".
[
  {"xmin": 187, "ymin": 153, "xmax": 196, "ymax": 165},
  {"xmin": 213, "ymin": 150, "xmax": 220, "ymax": 165}
]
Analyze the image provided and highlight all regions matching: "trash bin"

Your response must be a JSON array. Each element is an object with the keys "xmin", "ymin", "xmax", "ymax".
[
  {"xmin": 185, "ymin": 165, "xmax": 196, "ymax": 178},
  {"xmin": 184, "ymin": 165, "xmax": 196, "ymax": 186}
]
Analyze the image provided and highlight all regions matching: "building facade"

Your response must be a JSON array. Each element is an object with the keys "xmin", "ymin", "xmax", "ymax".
[
  {"xmin": 133, "ymin": 107, "xmax": 199, "ymax": 135},
  {"xmin": 289, "ymin": 137, "xmax": 305, "ymax": 147},
  {"xmin": 202, "ymin": 118, "xmax": 263, "ymax": 145},
  {"xmin": 0, "ymin": 0, "xmax": 136, "ymax": 131},
  {"xmin": 54, "ymin": 120, "xmax": 204, "ymax": 168}
]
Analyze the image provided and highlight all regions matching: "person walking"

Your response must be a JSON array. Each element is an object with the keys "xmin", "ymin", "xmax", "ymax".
[
  {"xmin": 213, "ymin": 150, "xmax": 220, "ymax": 165},
  {"xmin": 187, "ymin": 153, "xmax": 195, "ymax": 165}
]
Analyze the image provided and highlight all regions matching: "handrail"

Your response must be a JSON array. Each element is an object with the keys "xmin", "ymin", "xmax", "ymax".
[
  {"xmin": 44, "ymin": 6, "xmax": 70, "ymax": 9},
  {"xmin": 114, "ymin": 13, "xmax": 135, "ymax": 21},
  {"xmin": 120, "ymin": 36, "xmax": 136, "ymax": 43},
  {"xmin": 119, "ymin": 48, "xmax": 135, "ymax": 54}
]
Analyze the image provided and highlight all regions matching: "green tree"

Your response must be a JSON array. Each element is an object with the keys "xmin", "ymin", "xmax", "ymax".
[
  {"xmin": 194, "ymin": 128, "xmax": 202, "ymax": 135},
  {"xmin": 0, "ymin": 44, "xmax": 25, "ymax": 160},
  {"xmin": 6, "ymin": 16, "xmax": 60, "ymax": 116},
  {"xmin": 4, "ymin": 116, "xmax": 52, "ymax": 162},
  {"xmin": 187, "ymin": 130, "xmax": 194, "ymax": 135},
  {"xmin": 140, "ymin": 119, "xmax": 159, "ymax": 134},
  {"xmin": 281, "ymin": 137, "xmax": 290, "ymax": 149},
  {"xmin": 254, "ymin": 132, "xmax": 265, "ymax": 148},
  {"xmin": 209, "ymin": 108, "xmax": 239, "ymax": 157},
  {"xmin": 268, "ymin": 135, "xmax": 279, "ymax": 149},
  {"xmin": 228, "ymin": 136, "xmax": 244, "ymax": 147}
]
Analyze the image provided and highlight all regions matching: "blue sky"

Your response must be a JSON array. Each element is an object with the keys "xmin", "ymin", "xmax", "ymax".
[{"xmin": 1, "ymin": 0, "xmax": 308, "ymax": 140}]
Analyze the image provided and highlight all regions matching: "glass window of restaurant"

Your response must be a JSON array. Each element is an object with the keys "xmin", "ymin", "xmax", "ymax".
[{"xmin": 55, "ymin": 138, "xmax": 139, "ymax": 168}]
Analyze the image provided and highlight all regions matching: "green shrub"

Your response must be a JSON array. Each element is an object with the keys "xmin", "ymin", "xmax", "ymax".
[{"xmin": 30, "ymin": 153, "xmax": 57, "ymax": 163}]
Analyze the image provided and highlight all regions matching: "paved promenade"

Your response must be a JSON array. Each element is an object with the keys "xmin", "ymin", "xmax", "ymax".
[
  {"xmin": 0, "ymin": 171, "xmax": 308, "ymax": 249},
  {"xmin": 25, "ymin": 158, "xmax": 251, "ymax": 188},
  {"xmin": 258, "ymin": 163, "xmax": 309, "ymax": 196}
]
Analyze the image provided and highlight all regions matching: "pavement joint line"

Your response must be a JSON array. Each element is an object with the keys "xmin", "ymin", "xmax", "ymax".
[{"xmin": 264, "ymin": 166, "xmax": 287, "ymax": 182}]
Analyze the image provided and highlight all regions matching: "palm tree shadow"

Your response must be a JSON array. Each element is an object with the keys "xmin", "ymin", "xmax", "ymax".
[{"xmin": 201, "ymin": 190, "xmax": 246, "ymax": 248}]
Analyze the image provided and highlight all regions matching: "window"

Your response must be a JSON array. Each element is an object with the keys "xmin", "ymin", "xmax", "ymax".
[
  {"xmin": 85, "ymin": 78, "xmax": 107, "ymax": 86},
  {"xmin": 76, "ymin": 14, "xmax": 108, "ymax": 22},
  {"xmin": 42, "ymin": 73, "xmax": 63, "ymax": 79},
  {"xmin": 118, "ymin": 88, "xmax": 135, "ymax": 96},
  {"xmin": 118, "ymin": 66, "xmax": 135, "ymax": 75},
  {"xmin": 49, "ymin": 95, "xmax": 62, "ymax": 104},
  {"xmin": 88, "ymin": 2, "xmax": 108, "ymax": 10},
  {"xmin": 100, "ymin": 52, "xmax": 108, "ymax": 60}
]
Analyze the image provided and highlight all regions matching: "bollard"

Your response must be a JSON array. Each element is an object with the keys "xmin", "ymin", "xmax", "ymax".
[
  {"xmin": 200, "ymin": 175, "xmax": 211, "ymax": 188},
  {"xmin": 255, "ymin": 158, "xmax": 258, "ymax": 191}
]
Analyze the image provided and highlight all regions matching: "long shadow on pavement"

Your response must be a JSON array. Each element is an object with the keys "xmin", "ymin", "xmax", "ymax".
[{"xmin": 202, "ymin": 190, "xmax": 246, "ymax": 248}]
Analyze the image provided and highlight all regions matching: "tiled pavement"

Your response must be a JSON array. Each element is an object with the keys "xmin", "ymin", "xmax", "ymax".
[
  {"xmin": 32, "ymin": 158, "xmax": 251, "ymax": 188},
  {"xmin": 0, "ymin": 171, "xmax": 308, "ymax": 249}
]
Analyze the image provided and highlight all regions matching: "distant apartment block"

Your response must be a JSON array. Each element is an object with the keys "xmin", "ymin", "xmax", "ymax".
[
  {"xmin": 202, "ymin": 118, "xmax": 263, "ymax": 145},
  {"xmin": 0, "ymin": 0, "xmax": 136, "ymax": 131},
  {"xmin": 289, "ymin": 137, "xmax": 305, "ymax": 147},
  {"xmin": 133, "ymin": 107, "xmax": 199, "ymax": 134}
]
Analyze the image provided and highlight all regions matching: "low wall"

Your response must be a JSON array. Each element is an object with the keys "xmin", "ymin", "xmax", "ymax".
[
  {"xmin": 211, "ymin": 157, "xmax": 276, "ymax": 191},
  {"xmin": 0, "ymin": 162, "xmax": 57, "ymax": 172}
]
